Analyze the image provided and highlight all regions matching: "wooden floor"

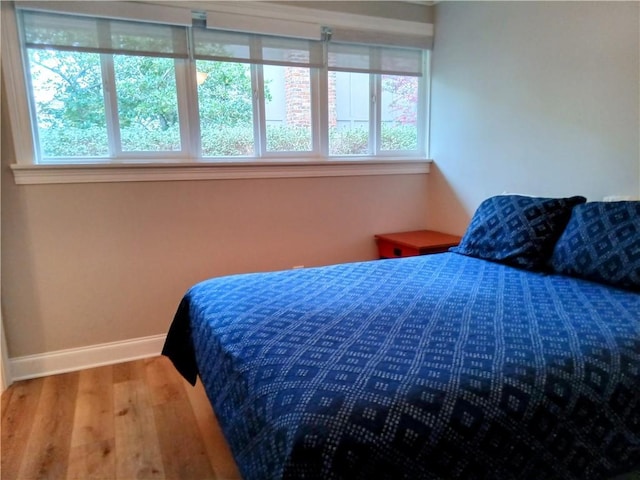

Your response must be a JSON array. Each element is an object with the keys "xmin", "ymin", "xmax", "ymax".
[{"xmin": 1, "ymin": 356, "xmax": 242, "ymax": 479}]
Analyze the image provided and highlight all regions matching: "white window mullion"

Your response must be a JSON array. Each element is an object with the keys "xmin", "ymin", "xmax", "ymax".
[
  {"xmin": 421, "ymin": 51, "xmax": 431, "ymax": 158},
  {"xmin": 372, "ymin": 46, "xmax": 383, "ymax": 156},
  {"xmin": 253, "ymin": 64, "xmax": 266, "ymax": 157},
  {"xmin": 318, "ymin": 41, "xmax": 329, "ymax": 157},
  {"xmin": 100, "ymin": 53, "xmax": 122, "ymax": 158},
  {"xmin": 174, "ymin": 58, "xmax": 195, "ymax": 160},
  {"xmin": 250, "ymin": 37, "xmax": 266, "ymax": 157},
  {"xmin": 370, "ymin": 74, "xmax": 379, "ymax": 156},
  {"xmin": 182, "ymin": 27, "xmax": 201, "ymax": 159},
  {"xmin": 311, "ymin": 67, "xmax": 323, "ymax": 157}
]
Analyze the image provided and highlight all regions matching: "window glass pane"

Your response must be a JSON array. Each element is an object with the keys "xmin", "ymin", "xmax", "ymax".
[
  {"xmin": 114, "ymin": 55, "xmax": 181, "ymax": 152},
  {"xmin": 381, "ymin": 75, "xmax": 418, "ymax": 151},
  {"xmin": 197, "ymin": 60, "xmax": 254, "ymax": 156},
  {"xmin": 329, "ymin": 71, "xmax": 369, "ymax": 155},
  {"xmin": 27, "ymin": 49, "xmax": 109, "ymax": 158},
  {"xmin": 264, "ymin": 65, "xmax": 312, "ymax": 152}
]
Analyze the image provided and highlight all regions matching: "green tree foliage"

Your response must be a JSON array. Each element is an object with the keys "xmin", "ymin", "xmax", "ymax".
[
  {"xmin": 28, "ymin": 49, "xmax": 105, "ymax": 129},
  {"xmin": 114, "ymin": 55, "xmax": 179, "ymax": 131},
  {"xmin": 196, "ymin": 60, "xmax": 254, "ymax": 128}
]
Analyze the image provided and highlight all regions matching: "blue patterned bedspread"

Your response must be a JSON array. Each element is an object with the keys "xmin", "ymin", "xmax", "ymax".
[{"xmin": 163, "ymin": 253, "xmax": 640, "ymax": 480}]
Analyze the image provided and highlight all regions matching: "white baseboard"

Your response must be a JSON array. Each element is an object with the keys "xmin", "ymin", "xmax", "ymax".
[{"xmin": 9, "ymin": 334, "xmax": 167, "ymax": 381}]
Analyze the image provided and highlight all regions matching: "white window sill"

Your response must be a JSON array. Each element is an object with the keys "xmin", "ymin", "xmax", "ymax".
[{"xmin": 10, "ymin": 158, "xmax": 432, "ymax": 185}]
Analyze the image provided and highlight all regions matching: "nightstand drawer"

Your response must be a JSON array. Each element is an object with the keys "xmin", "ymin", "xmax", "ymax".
[
  {"xmin": 374, "ymin": 230, "xmax": 462, "ymax": 259},
  {"xmin": 377, "ymin": 240, "xmax": 420, "ymax": 258}
]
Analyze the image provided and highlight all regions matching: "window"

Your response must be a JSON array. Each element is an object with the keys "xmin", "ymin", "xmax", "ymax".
[
  {"xmin": 197, "ymin": 60, "xmax": 255, "ymax": 157},
  {"xmin": 329, "ymin": 72, "xmax": 370, "ymax": 156},
  {"xmin": 381, "ymin": 75, "xmax": 419, "ymax": 152},
  {"xmin": 21, "ymin": 10, "xmax": 190, "ymax": 161},
  {"xmin": 28, "ymin": 48, "xmax": 110, "ymax": 158},
  {"xmin": 114, "ymin": 55, "xmax": 182, "ymax": 153},
  {"xmin": 264, "ymin": 65, "xmax": 313, "ymax": 153},
  {"xmin": 15, "ymin": 5, "xmax": 430, "ymax": 166},
  {"xmin": 192, "ymin": 27, "xmax": 323, "ymax": 157}
]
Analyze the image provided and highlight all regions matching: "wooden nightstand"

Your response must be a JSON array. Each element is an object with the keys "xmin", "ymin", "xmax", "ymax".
[{"xmin": 374, "ymin": 230, "xmax": 462, "ymax": 259}]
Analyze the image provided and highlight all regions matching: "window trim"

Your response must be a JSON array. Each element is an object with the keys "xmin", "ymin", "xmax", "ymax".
[
  {"xmin": 2, "ymin": 1, "xmax": 434, "ymax": 184},
  {"xmin": 10, "ymin": 159, "xmax": 432, "ymax": 185}
]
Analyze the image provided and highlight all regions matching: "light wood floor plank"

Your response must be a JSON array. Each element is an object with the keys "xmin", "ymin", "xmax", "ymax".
[
  {"xmin": 144, "ymin": 356, "xmax": 183, "ymax": 406},
  {"xmin": 70, "ymin": 365, "xmax": 115, "ymax": 447},
  {"xmin": 154, "ymin": 400, "xmax": 216, "ymax": 479},
  {"xmin": 113, "ymin": 379, "xmax": 165, "ymax": 479},
  {"xmin": 16, "ymin": 372, "xmax": 79, "ymax": 480},
  {"xmin": 145, "ymin": 356, "xmax": 217, "ymax": 478},
  {"xmin": 66, "ymin": 365, "xmax": 115, "ymax": 479},
  {"xmin": 112, "ymin": 359, "xmax": 144, "ymax": 384},
  {"xmin": 1, "ymin": 357, "xmax": 241, "ymax": 480},
  {"xmin": 1, "ymin": 378, "xmax": 45, "ymax": 479},
  {"xmin": 1, "ymin": 383, "xmax": 14, "ymax": 419}
]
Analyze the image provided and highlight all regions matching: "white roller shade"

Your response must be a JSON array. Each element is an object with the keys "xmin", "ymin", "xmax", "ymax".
[
  {"xmin": 327, "ymin": 42, "xmax": 424, "ymax": 77},
  {"xmin": 15, "ymin": 1, "xmax": 193, "ymax": 26},
  {"xmin": 21, "ymin": 10, "xmax": 188, "ymax": 59},
  {"xmin": 330, "ymin": 27, "xmax": 433, "ymax": 50},
  {"xmin": 193, "ymin": 28, "xmax": 323, "ymax": 68}
]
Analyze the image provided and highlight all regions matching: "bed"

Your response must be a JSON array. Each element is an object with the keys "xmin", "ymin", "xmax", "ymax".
[{"xmin": 163, "ymin": 196, "xmax": 640, "ymax": 480}]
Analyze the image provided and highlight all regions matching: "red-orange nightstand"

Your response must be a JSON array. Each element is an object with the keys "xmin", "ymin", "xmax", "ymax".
[{"xmin": 374, "ymin": 230, "xmax": 462, "ymax": 259}]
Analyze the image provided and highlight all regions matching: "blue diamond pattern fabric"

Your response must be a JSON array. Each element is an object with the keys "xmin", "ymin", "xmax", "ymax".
[
  {"xmin": 163, "ymin": 253, "xmax": 640, "ymax": 480},
  {"xmin": 551, "ymin": 201, "xmax": 640, "ymax": 291},
  {"xmin": 450, "ymin": 195, "xmax": 586, "ymax": 270}
]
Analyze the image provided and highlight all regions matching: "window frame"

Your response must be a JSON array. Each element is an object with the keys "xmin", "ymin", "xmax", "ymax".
[{"xmin": 3, "ymin": 1, "xmax": 433, "ymax": 184}]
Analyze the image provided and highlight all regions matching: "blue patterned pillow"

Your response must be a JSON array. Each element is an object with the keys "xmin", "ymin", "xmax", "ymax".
[
  {"xmin": 550, "ymin": 201, "xmax": 640, "ymax": 291},
  {"xmin": 450, "ymin": 195, "xmax": 586, "ymax": 270}
]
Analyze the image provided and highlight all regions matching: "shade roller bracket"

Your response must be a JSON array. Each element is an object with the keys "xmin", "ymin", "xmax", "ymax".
[{"xmin": 321, "ymin": 26, "xmax": 332, "ymax": 42}]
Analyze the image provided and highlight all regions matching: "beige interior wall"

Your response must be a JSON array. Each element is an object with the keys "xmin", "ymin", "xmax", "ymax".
[
  {"xmin": 1, "ymin": 122, "xmax": 428, "ymax": 357},
  {"xmin": 428, "ymin": 1, "xmax": 640, "ymax": 234}
]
